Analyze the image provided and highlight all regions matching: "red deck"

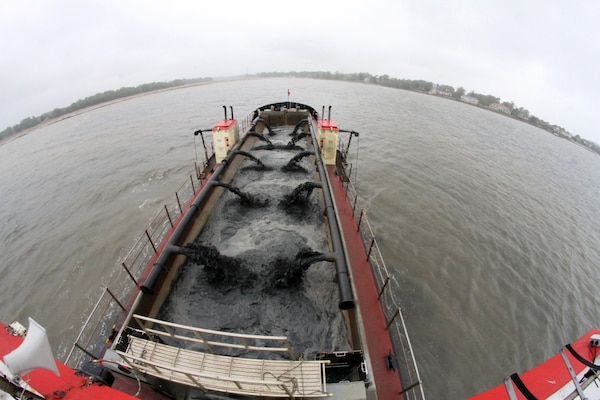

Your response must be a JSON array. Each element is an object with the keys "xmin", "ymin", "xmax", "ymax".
[
  {"xmin": 0, "ymin": 322, "xmax": 145, "ymax": 399},
  {"xmin": 327, "ymin": 164, "xmax": 404, "ymax": 399},
  {"xmin": 470, "ymin": 328, "xmax": 600, "ymax": 399}
]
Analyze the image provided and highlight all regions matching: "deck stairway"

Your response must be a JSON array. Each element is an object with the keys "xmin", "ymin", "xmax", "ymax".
[{"xmin": 116, "ymin": 315, "xmax": 330, "ymax": 398}]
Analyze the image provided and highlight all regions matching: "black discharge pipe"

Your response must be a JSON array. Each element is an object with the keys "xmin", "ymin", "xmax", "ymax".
[
  {"xmin": 223, "ymin": 105, "xmax": 228, "ymax": 120},
  {"xmin": 262, "ymin": 119, "xmax": 275, "ymax": 136},
  {"xmin": 193, "ymin": 128, "xmax": 212, "ymax": 168},
  {"xmin": 340, "ymin": 129, "xmax": 360, "ymax": 159},
  {"xmin": 249, "ymin": 118, "xmax": 275, "ymax": 135},
  {"xmin": 310, "ymin": 120, "xmax": 355, "ymax": 310},
  {"xmin": 143, "ymin": 113, "xmax": 354, "ymax": 311},
  {"xmin": 141, "ymin": 128, "xmax": 250, "ymax": 294},
  {"xmin": 291, "ymin": 118, "xmax": 309, "ymax": 135}
]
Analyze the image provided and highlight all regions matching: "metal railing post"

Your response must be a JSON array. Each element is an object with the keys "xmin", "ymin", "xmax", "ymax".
[
  {"xmin": 190, "ymin": 174, "xmax": 195, "ymax": 193},
  {"xmin": 378, "ymin": 276, "xmax": 390, "ymax": 300},
  {"xmin": 106, "ymin": 288, "xmax": 127, "ymax": 312},
  {"xmin": 145, "ymin": 229, "xmax": 157, "ymax": 253},
  {"xmin": 176, "ymin": 192, "xmax": 183, "ymax": 214},
  {"xmin": 164, "ymin": 205, "xmax": 173, "ymax": 227},
  {"xmin": 121, "ymin": 262, "xmax": 138, "ymax": 286},
  {"xmin": 65, "ymin": 288, "xmax": 110, "ymax": 364},
  {"xmin": 385, "ymin": 308, "xmax": 401, "ymax": 330},
  {"xmin": 192, "ymin": 331, "xmax": 215, "ymax": 354},
  {"xmin": 357, "ymin": 210, "xmax": 364, "ymax": 232},
  {"xmin": 399, "ymin": 380, "xmax": 423, "ymax": 396},
  {"xmin": 366, "ymin": 238, "xmax": 375, "ymax": 261}
]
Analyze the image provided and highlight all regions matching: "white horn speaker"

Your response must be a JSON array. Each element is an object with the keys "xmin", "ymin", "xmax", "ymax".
[{"xmin": 3, "ymin": 318, "xmax": 60, "ymax": 377}]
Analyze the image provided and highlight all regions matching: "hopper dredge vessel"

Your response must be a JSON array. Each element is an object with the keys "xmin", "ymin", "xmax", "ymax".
[
  {"xmin": 0, "ymin": 102, "xmax": 425, "ymax": 399},
  {"xmin": 3, "ymin": 102, "xmax": 600, "ymax": 400}
]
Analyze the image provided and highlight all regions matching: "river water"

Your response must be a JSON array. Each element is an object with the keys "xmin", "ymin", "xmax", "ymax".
[{"xmin": 0, "ymin": 78, "xmax": 598, "ymax": 399}]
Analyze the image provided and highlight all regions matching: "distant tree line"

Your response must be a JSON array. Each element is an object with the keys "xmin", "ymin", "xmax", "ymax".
[
  {"xmin": 257, "ymin": 71, "xmax": 600, "ymax": 155},
  {"xmin": 3, "ymin": 71, "xmax": 598, "ymax": 155},
  {"xmin": 0, "ymin": 77, "xmax": 211, "ymax": 142}
]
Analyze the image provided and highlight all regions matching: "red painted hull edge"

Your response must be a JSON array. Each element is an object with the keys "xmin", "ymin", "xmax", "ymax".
[{"xmin": 470, "ymin": 329, "xmax": 600, "ymax": 399}]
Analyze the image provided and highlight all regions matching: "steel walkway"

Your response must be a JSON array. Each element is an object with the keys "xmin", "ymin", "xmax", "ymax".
[{"xmin": 117, "ymin": 335, "xmax": 329, "ymax": 398}]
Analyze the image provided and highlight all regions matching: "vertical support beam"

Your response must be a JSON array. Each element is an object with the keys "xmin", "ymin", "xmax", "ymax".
[
  {"xmin": 192, "ymin": 331, "xmax": 216, "ymax": 354},
  {"xmin": 378, "ymin": 276, "xmax": 390, "ymax": 300},
  {"xmin": 285, "ymin": 339, "xmax": 296, "ymax": 360},
  {"xmin": 399, "ymin": 381, "xmax": 423, "ymax": 396},
  {"xmin": 164, "ymin": 205, "xmax": 173, "ymax": 227},
  {"xmin": 560, "ymin": 349, "xmax": 587, "ymax": 399},
  {"xmin": 190, "ymin": 174, "xmax": 196, "ymax": 193},
  {"xmin": 185, "ymin": 373, "xmax": 207, "ymax": 391},
  {"xmin": 122, "ymin": 262, "xmax": 138, "ymax": 286},
  {"xmin": 194, "ymin": 161, "xmax": 201, "ymax": 180},
  {"xmin": 385, "ymin": 308, "xmax": 401, "ymax": 330},
  {"xmin": 321, "ymin": 363, "xmax": 327, "ymax": 394},
  {"xmin": 106, "ymin": 288, "xmax": 126, "ymax": 312},
  {"xmin": 357, "ymin": 210, "xmax": 364, "ymax": 232},
  {"xmin": 503, "ymin": 378, "xmax": 519, "ymax": 400},
  {"xmin": 133, "ymin": 315, "xmax": 149, "ymax": 336},
  {"xmin": 366, "ymin": 238, "xmax": 375, "ymax": 261},
  {"xmin": 145, "ymin": 229, "xmax": 157, "ymax": 254},
  {"xmin": 176, "ymin": 192, "xmax": 183, "ymax": 214},
  {"xmin": 162, "ymin": 324, "xmax": 175, "ymax": 338}
]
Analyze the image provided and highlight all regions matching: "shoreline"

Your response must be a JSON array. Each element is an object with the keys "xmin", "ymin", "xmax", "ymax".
[
  {"xmin": 2, "ymin": 76, "xmax": 598, "ymax": 156},
  {"xmin": 0, "ymin": 79, "xmax": 220, "ymax": 146}
]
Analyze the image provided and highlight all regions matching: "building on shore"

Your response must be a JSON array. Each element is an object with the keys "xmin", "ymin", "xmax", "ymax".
[{"xmin": 460, "ymin": 95, "xmax": 479, "ymax": 105}]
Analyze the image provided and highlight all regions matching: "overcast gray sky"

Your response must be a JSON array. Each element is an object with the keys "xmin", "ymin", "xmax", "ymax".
[{"xmin": 2, "ymin": 0, "xmax": 599, "ymax": 143}]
